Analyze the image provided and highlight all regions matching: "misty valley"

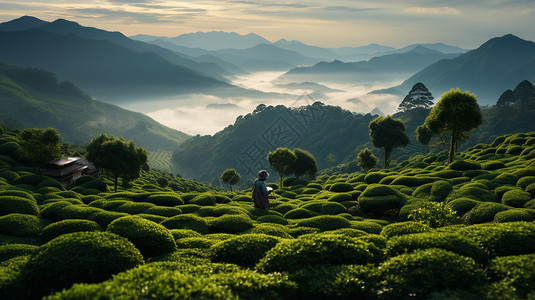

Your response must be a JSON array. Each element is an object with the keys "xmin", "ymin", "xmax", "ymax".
[{"xmin": 0, "ymin": 15, "xmax": 535, "ymax": 300}]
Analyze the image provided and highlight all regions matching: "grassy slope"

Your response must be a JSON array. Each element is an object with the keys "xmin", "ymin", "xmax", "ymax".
[
  {"xmin": 0, "ymin": 63, "xmax": 189, "ymax": 151},
  {"xmin": 0, "ymin": 128, "xmax": 534, "ymax": 299}
]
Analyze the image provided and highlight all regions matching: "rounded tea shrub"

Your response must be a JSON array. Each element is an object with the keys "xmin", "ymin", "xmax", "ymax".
[
  {"xmin": 145, "ymin": 194, "xmax": 184, "ymax": 206},
  {"xmin": 350, "ymin": 221, "xmax": 383, "ymax": 234},
  {"xmin": 160, "ymin": 214, "xmax": 211, "ymax": 234},
  {"xmin": 380, "ymin": 221, "xmax": 433, "ymax": 239},
  {"xmin": 327, "ymin": 193, "xmax": 353, "ymax": 203},
  {"xmin": 169, "ymin": 229, "xmax": 201, "ymax": 241},
  {"xmin": 501, "ymin": 190, "xmax": 532, "ymax": 207},
  {"xmin": 385, "ymin": 232, "xmax": 487, "ymax": 264},
  {"xmin": 378, "ymin": 248, "xmax": 484, "ymax": 298},
  {"xmin": 0, "ymin": 195, "xmax": 38, "ymax": 216},
  {"xmin": 40, "ymin": 219, "xmax": 101, "ymax": 242},
  {"xmin": 358, "ymin": 184, "xmax": 406, "ymax": 216},
  {"xmin": 464, "ymin": 202, "xmax": 512, "ymax": 224},
  {"xmin": 488, "ymin": 254, "xmax": 535, "ymax": 298},
  {"xmin": 210, "ymin": 234, "xmax": 281, "ymax": 267},
  {"xmin": 446, "ymin": 186, "xmax": 498, "ymax": 203},
  {"xmin": 458, "ymin": 222, "xmax": 535, "ymax": 257},
  {"xmin": 284, "ymin": 208, "xmax": 316, "ymax": 219},
  {"xmin": 175, "ymin": 237, "xmax": 216, "ymax": 249},
  {"xmin": 517, "ymin": 176, "xmax": 535, "ymax": 190},
  {"xmin": 248, "ymin": 223, "xmax": 292, "ymax": 238},
  {"xmin": 446, "ymin": 198, "xmax": 479, "ymax": 217},
  {"xmin": 329, "ymin": 182, "xmax": 354, "ymax": 193},
  {"xmin": 256, "ymin": 234, "xmax": 381, "ymax": 273},
  {"xmin": 0, "ymin": 243, "xmax": 38, "ymax": 262},
  {"xmin": 257, "ymin": 214, "xmax": 288, "ymax": 225},
  {"xmin": 494, "ymin": 209, "xmax": 534, "ymax": 223},
  {"xmin": 296, "ymin": 215, "xmax": 351, "ymax": 231},
  {"xmin": 107, "ymin": 216, "xmax": 176, "ymax": 258},
  {"xmin": 320, "ymin": 202, "xmax": 347, "ymax": 215},
  {"xmin": 189, "ymin": 194, "xmax": 216, "ymax": 206},
  {"xmin": 448, "ymin": 160, "xmax": 481, "ymax": 171},
  {"xmin": 209, "ymin": 214, "xmax": 253, "ymax": 234},
  {"xmin": 20, "ymin": 231, "xmax": 143, "ymax": 298},
  {"xmin": 0, "ymin": 213, "xmax": 43, "ymax": 237}
]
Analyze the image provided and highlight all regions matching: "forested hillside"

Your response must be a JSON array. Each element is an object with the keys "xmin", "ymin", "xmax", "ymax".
[{"xmin": 0, "ymin": 62, "xmax": 189, "ymax": 151}]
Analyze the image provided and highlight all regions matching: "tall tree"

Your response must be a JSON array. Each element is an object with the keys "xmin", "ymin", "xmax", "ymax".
[
  {"xmin": 369, "ymin": 116, "xmax": 410, "ymax": 169},
  {"xmin": 357, "ymin": 148, "xmax": 377, "ymax": 173},
  {"xmin": 293, "ymin": 148, "xmax": 318, "ymax": 180},
  {"xmin": 267, "ymin": 147, "xmax": 296, "ymax": 187},
  {"xmin": 416, "ymin": 125, "xmax": 433, "ymax": 150},
  {"xmin": 397, "ymin": 82, "xmax": 434, "ymax": 112},
  {"xmin": 86, "ymin": 134, "xmax": 147, "ymax": 192},
  {"xmin": 220, "ymin": 168, "xmax": 241, "ymax": 192},
  {"xmin": 18, "ymin": 127, "xmax": 62, "ymax": 167},
  {"xmin": 424, "ymin": 89, "xmax": 482, "ymax": 164}
]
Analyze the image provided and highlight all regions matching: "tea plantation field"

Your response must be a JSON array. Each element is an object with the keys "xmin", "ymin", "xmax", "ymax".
[{"xmin": 0, "ymin": 128, "xmax": 534, "ymax": 299}]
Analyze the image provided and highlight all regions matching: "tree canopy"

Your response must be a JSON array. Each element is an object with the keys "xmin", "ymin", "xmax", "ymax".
[
  {"xmin": 293, "ymin": 148, "xmax": 318, "ymax": 180},
  {"xmin": 86, "ymin": 134, "xmax": 148, "ymax": 192},
  {"xmin": 220, "ymin": 169, "xmax": 241, "ymax": 192},
  {"xmin": 369, "ymin": 116, "xmax": 410, "ymax": 169},
  {"xmin": 357, "ymin": 148, "xmax": 377, "ymax": 173},
  {"xmin": 18, "ymin": 127, "xmax": 62, "ymax": 167},
  {"xmin": 267, "ymin": 147, "xmax": 297, "ymax": 187},
  {"xmin": 397, "ymin": 82, "xmax": 434, "ymax": 112},
  {"xmin": 423, "ymin": 89, "xmax": 482, "ymax": 164}
]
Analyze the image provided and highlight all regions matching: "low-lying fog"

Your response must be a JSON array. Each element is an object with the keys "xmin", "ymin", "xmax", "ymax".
[{"xmin": 120, "ymin": 71, "xmax": 404, "ymax": 136}]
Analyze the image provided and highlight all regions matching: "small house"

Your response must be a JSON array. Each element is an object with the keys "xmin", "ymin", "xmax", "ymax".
[{"xmin": 42, "ymin": 157, "xmax": 99, "ymax": 188}]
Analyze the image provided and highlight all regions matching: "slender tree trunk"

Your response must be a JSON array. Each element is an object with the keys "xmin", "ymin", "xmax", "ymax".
[
  {"xmin": 279, "ymin": 175, "xmax": 283, "ymax": 188},
  {"xmin": 449, "ymin": 132, "xmax": 456, "ymax": 164},
  {"xmin": 384, "ymin": 148, "xmax": 392, "ymax": 169}
]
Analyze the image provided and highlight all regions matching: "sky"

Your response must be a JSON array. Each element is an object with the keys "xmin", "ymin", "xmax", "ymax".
[{"xmin": 0, "ymin": 0, "xmax": 534, "ymax": 49}]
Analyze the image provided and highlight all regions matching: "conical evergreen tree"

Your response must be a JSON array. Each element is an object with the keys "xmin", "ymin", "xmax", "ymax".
[
  {"xmin": 513, "ymin": 80, "xmax": 535, "ymax": 102},
  {"xmin": 496, "ymin": 89, "xmax": 516, "ymax": 107},
  {"xmin": 397, "ymin": 82, "xmax": 434, "ymax": 112}
]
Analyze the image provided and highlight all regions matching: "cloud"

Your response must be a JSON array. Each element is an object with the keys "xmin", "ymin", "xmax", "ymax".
[{"xmin": 206, "ymin": 103, "xmax": 240, "ymax": 109}]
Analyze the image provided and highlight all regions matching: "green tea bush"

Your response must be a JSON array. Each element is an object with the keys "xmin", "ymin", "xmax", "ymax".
[
  {"xmin": 211, "ymin": 269, "xmax": 297, "ymax": 300},
  {"xmin": 271, "ymin": 203, "xmax": 298, "ymax": 215},
  {"xmin": 169, "ymin": 229, "xmax": 201, "ymax": 241},
  {"xmin": 137, "ymin": 213, "xmax": 166, "ymax": 223},
  {"xmin": 112, "ymin": 202, "xmax": 155, "ymax": 214},
  {"xmin": 501, "ymin": 189, "xmax": 532, "ymax": 207},
  {"xmin": 0, "ymin": 213, "xmax": 43, "ymax": 237},
  {"xmin": 464, "ymin": 202, "xmax": 512, "ymax": 224},
  {"xmin": 296, "ymin": 215, "xmax": 351, "ymax": 231},
  {"xmin": 145, "ymin": 193, "xmax": 184, "ymax": 206},
  {"xmin": 380, "ymin": 221, "xmax": 433, "ymax": 238},
  {"xmin": 378, "ymin": 248, "xmax": 484, "ymax": 298},
  {"xmin": 323, "ymin": 228, "xmax": 368, "ymax": 238},
  {"xmin": 517, "ymin": 176, "xmax": 535, "ymax": 190},
  {"xmin": 385, "ymin": 232, "xmax": 487, "ymax": 264},
  {"xmin": 307, "ymin": 183, "xmax": 323, "ymax": 190},
  {"xmin": 446, "ymin": 198, "xmax": 479, "ymax": 217},
  {"xmin": 20, "ymin": 231, "xmax": 143, "ymax": 298},
  {"xmin": 390, "ymin": 176, "xmax": 420, "ymax": 187},
  {"xmin": 329, "ymin": 182, "xmax": 354, "ymax": 192},
  {"xmin": 301, "ymin": 202, "xmax": 323, "ymax": 213},
  {"xmin": 257, "ymin": 234, "xmax": 381, "ymax": 273},
  {"xmin": 212, "ymin": 194, "xmax": 232, "ymax": 204},
  {"xmin": 0, "ymin": 244, "xmax": 38, "ymax": 262},
  {"xmin": 494, "ymin": 209, "xmax": 534, "ymax": 222},
  {"xmin": 40, "ymin": 219, "xmax": 101, "ymax": 242},
  {"xmin": 487, "ymin": 254, "xmax": 535, "ymax": 299},
  {"xmin": 350, "ymin": 221, "xmax": 383, "ymax": 234},
  {"xmin": 247, "ymin": 223, "xmax": 292, "ymax": 238},
  {"xmin": 80, "ymin": 195, "xmax": 102, "ymax": 205},
  {"xmin": 284, "ymin": 208, "xmax": 316, "ymax": 219},
  {"xmin": 378, "ymin": 175, "xmax": 397, "ymax": 185},
  {"xmin": 448, "ymin": 160, "xmax": 481, "ymax": 171},
  {"xmin": 364, "ymin": 172, "xmax": 390, "ymax": 184},
  {"xmin": 107, "ymin": 216, "xmax": 176, "ymax": 258},
  {"xmin": 492, "ymin": 173, "xmax": 518, "ymax": 186},
  {"xmin": 87, "ymin": 211, "xmax": 129, "ymax": 228},
  {"xmin": 257, "ymin": 214, "xmax": 289, "ymax": 225},
  {"xmin": 0, "ymin": 195, "xmax": 38, "ymax": 216},
  {"xmin": 320, "ymin": 202, "xmax": 347, "ymax": 215},
  {"xmin": 209, "ymin": 214, "xmax": 253, "ymax": 234},
  {"xmin": 179, "ymin": 204, "xmax": 202, "ymax": 214},
  {"xmin": 446, "ymin": 186, "xmax": 498, "ymax": 202},
  {"xmin": 287, "ymin": 226, "xmax": 320, "ymax": 237},
  {"xmin": 434, "ymin": 169, "xmax": 462, "ymax": 179},
  {"xmin": 458, "ymin": 222, "xmax": 535, "ymax": 257},
  {"xmin": 0, "ymin": 170, "xmax": 19, "ymax": 182},
  {"xmin": 358, "ymin": 184, "xmax": 406, "ymax": 216},
  {"xmin": 53, "ymin": 190, "xmax": 82, "ymax": 199},
  {"xmin": 413, "ymin": 180, "xmax": 452, "ymax": 202},
  {"xmin": 175, "ymin": 237, "xmax": 216, "ymax": 249},
  {"xmin": 482, "ymin": 161, "xmax": 505, "ymax": 170},
  {"xmin": 46, "ymin": 263, "xmax": 232, "ymax": 300},
  {"xmin": 144, "ymin": 206, "xmax": 182, "ymax": 217},
  {"xmin": 189, "ymin": 194, "xmax": 217, "ymax": 206},
  {"xmin": 160, "ymin": 214, "xmax": 210, "ymax": 234},
  {"xmin": 408, "ymin": 201, "xmax": 459, "ymax": 228},
  {"xmin": 210, "ymin": 234, "xmax": 281, "ymax": 267},
  {"xmin": 327, "ymin": 193, "xmax": 352, "ymax": 203}
]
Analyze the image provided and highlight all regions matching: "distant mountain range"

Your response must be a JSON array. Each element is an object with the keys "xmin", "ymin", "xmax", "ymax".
[
  {"xmin": 373, "ymin": 34, "xmax": 535, "ymax": 105},
  {"xmin": 0, "ymin": 62, "xmax": 189, "ymax": 151},
  {"xmin": 276, "ymin": 46, "xmax": 461, "ymax": 84},
  {"xmin": 0, "ymin": 16, "xmax": 260, "ymax": 102}
]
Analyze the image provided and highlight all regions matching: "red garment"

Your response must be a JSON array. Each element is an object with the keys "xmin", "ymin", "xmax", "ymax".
[{"xmin": 252, "ymin": 188, "xmax": 269, "ymax": 209}]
